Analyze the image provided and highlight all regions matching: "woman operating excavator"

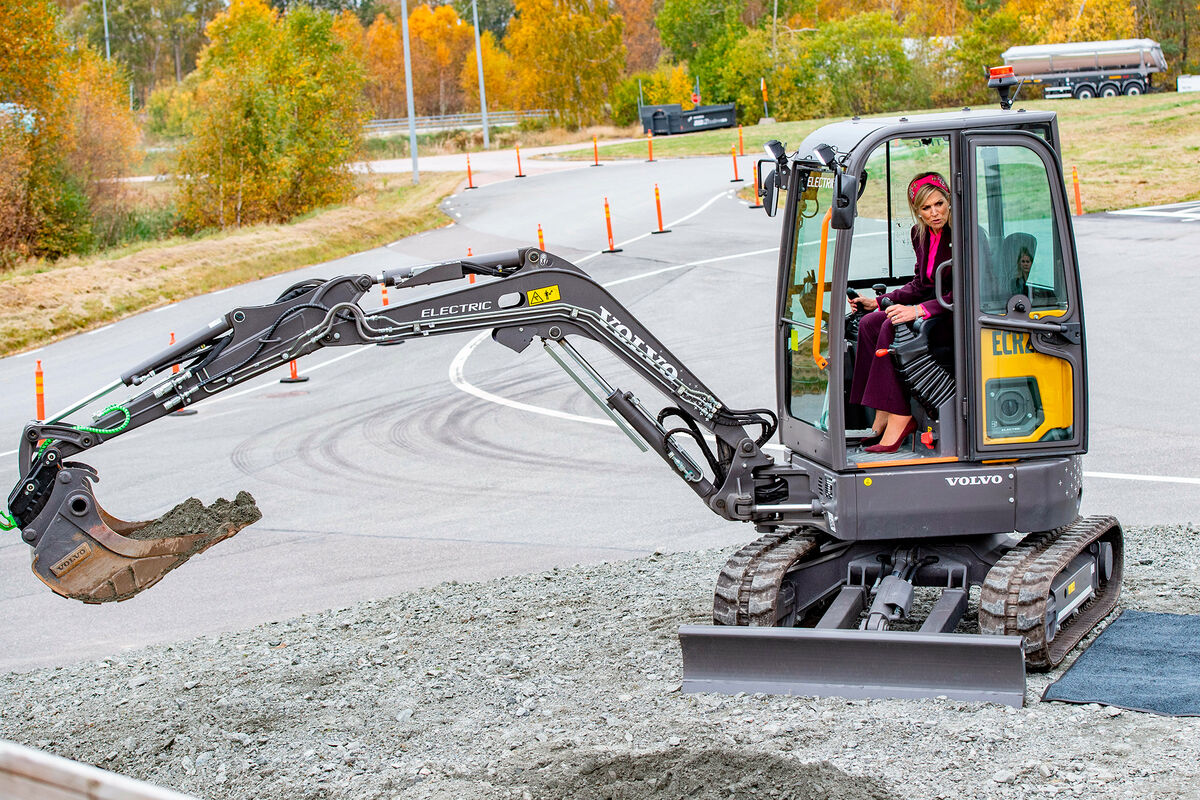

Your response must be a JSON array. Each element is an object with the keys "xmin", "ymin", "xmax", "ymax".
[{"xmin": 847, "ymin": 172, "xmax": 953, "ymax": 453}]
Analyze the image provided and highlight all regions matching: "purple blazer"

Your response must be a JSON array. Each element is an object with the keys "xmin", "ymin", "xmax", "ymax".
[{"xmin": 883, "ymin": 225, "xmax": 953, "ymax": 318}]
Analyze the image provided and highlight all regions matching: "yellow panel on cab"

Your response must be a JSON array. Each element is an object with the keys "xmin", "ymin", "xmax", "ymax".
[{"xmin": 979, "ymin": 328, "xmax": 1073, "ymax": 445}]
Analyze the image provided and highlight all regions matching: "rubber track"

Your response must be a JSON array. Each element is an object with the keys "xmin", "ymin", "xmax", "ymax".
[
  {"xmin": 978, "ymin": 515, "xmax": 1123, "ymax": 671},
  {"xmin": 713, "ymin": 530, "xmax": 818, "ymax": 626}
]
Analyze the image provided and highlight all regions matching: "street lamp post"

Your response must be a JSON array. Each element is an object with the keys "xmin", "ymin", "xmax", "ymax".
[
  {"xmin": 471, "ymin": 0, "xmax": 490, "ymax": 149},
  {"xmin": 399, "ymin": 0, "xmax": 419, "ymax": 184},
  {"xmin": 101, "ymin": 0, "xmax": 111, "ymax": 60}
]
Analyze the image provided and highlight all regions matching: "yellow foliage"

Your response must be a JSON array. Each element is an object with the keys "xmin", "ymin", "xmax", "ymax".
[
  {"xmin": 62, "ymin": 47, "xmax": 141, "ymax": 188},
  {"xmin": 506, "ymin": 0, "xmax": 626, "ymax": 126},
  {"xmin": 641, "ymin": 63, "xmax": 695, "ymax": 109},
  {"xmin": 0, "ymin": 0, "xmax": 140, "ymax": 259},
  {"xmin": 333, "ymin": 9, "xmax": 366, "ymax": 62},
  {"xmin": 179, "ymin": 0, "xmax": 368, "ymax": 229},
  {"xmin": 409, "ymin": 4, "xmax": 475, "ymax": 116},
  {"xmin": 366, "ymin": 13, "xmax": 408, "ymax": 118},
  {"xmin": 459, "ymin": 30, "xmax": 516, "ymax": 111}
]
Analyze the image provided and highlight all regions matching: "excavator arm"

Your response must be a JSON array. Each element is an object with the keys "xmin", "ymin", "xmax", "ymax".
[{"xmin": 7, "ymin": 248, "xmax": 792, "ymax": 603}]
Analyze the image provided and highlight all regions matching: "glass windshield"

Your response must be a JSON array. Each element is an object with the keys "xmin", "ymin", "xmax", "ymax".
[
  {"xmin": 784, "ymin": 168, "xmax": 836, "ymax": 430},
  {"xmin": 847, "ymin": 136, "xmax": 951, "ymax": 289},
  {"xmin": 975, "ymin": 144, "xmax": 1071, "ymax": 317}
]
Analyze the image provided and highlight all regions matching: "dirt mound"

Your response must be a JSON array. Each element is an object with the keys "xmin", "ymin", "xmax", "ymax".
[
  {"xmin": 523, "ymin": 750, "xmax": 898, "ymax": 800},
  {"xmin": 126, "ymin": 491, "xmax": 261, "ymax": 542}
]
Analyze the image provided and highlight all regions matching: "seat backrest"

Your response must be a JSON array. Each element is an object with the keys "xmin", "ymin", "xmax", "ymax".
[{"xmin": 999, "ymin": 232, "xmax": 1038, "ymax": 295}]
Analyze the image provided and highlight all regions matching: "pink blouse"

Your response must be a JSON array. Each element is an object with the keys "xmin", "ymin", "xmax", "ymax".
[{"xmin": 926, "ymin": 229, "xmax": 942, "ymax": 280}]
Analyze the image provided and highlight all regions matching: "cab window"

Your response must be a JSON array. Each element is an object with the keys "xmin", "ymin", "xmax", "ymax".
[
  {"xmin": 847, "ymin": 136, "xmax": 952, "ymax": 290},
  {"xmin": 975, "ymin": 145, "xmax": 1070, "ymax": 318},
  {"xmin": 784, "ymin": 169, "xmax": 836, "ymax": 430}
]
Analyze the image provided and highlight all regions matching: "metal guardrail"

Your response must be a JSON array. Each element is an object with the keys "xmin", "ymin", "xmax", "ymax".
[{"xmin": 365, "ymin": 109, "xmax": 550, "ymax": 134}]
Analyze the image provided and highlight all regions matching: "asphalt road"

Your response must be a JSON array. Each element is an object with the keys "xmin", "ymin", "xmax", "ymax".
[{"xmin": 0, "ymin": 150, "xmax": 1196, "ymax": 672}]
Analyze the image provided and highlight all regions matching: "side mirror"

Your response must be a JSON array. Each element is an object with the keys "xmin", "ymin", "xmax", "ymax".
[
  {"xmin": 831, "ymin": 171, "xmax": 858, "ymax": 230},
  {"xmin": 757, "ymin": 159, "xmax": 779, "ymax": 217}
]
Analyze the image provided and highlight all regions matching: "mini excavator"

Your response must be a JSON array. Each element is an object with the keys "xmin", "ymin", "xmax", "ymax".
[{"xmin": 7, "ymin": 70, "xmax": 1120, "ymax": 705}]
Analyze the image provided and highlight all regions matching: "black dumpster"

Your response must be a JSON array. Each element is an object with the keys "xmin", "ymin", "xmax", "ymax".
[{"xmin": 639, "ymin": 104, "xmax": 737, "ymax": 135}]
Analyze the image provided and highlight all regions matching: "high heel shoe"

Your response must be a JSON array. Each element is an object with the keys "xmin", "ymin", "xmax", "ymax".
[
  {"xmin": 859, "ymin": 429, "xmax": 885, "ymax": 447},
  {"xmin": 864, "ymin": 418, "xmax": 917, "ymax": 454}
]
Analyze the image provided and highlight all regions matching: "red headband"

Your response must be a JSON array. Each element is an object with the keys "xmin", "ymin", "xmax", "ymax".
[{"xmin": 908, "ymin": 174, "xmax": 949, "ymax": 204}]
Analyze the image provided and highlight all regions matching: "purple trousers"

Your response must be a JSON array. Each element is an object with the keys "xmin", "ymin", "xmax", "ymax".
[{"xmin": 849, "ymin": 310, "xmax": 909, "ymax": 416}]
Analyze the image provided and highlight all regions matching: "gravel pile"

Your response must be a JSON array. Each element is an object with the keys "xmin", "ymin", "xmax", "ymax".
[{"xmin": 3, "ymin": 524, "xmax": 1199, "ymax": 800}]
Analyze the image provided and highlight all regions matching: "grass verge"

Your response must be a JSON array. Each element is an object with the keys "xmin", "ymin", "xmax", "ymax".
[
  {"xmin": 568, "ymin": 93, "xmax": 1200, "ymax": 213},
  {"xmin": 0, "ymin": 173, "xmax": 462, "ymax": 357}
]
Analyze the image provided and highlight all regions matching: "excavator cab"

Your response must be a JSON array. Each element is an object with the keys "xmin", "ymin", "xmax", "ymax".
[{"xmin": 768, "ymin": 111, "xmax": 1086, "ymax": 472}]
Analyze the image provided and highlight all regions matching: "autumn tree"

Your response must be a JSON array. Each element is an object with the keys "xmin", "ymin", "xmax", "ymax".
[
  {"xmin": 1136, "ymin": 0, "xmax": 1198, "ymax": 74},
  {"xmin": 1, "ymin": 0, "xmax": 141, "ymax": 260},
  {"xmin": 610, "ymin": 62, "xmax": 693, "ymax": 125},
  {"xmin": 333, "ymin": 8, "xmax": 368, "ymax": 61},
  {"xmin": 799, "ymin": 11, "xmax": 915, "ymax": 115},
  {"xmin": 506, "ymin": 0, "xmax": 627, "ymax": 126},
  {"xmin": 62, "ymin": 47, "xmax": 143, "ymax": 244},
  {"xmin": 67, "ymin": 0, "xmax": 224, "ymax": 101},
  {"xmin": 409, "ymin": 4, "xmax": 476, "ymax": 116},
  {"xmin": 459, "ymin": 30, "xmax": 517, "ymax": 110},
  {"xmin": 657, "ymin": 0, "xmax": 746, "ymax": 101},
  {"xmin": 450, "ymin": 0, "xmax": 517, "ymax": 38},
  {"xmin": 364, "ymin": 13, "xmax": 409, "ymax": 117},
  {"xmin": 178, "ymin": 0, "xmax": 368, "ymax": 228},
  {"xmin": 614, "ymin": 0, "xmax": 662, "ymax": 73}
]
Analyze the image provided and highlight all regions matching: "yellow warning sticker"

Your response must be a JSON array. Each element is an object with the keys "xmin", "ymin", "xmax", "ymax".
[
  {"xmin": 790, "ymin": 329, "xmax": 800, "ymax": 351},
  {"xmin": 863, "ymin": 477, "xmax": 873, "ymax": 487},
  {"xmin": 1067, "ymin": 580, "xmax": 1075, "ymax": 595},
  {"xmin": 527, "ymin": 285, "xmax": 561, "ymax": 306}
]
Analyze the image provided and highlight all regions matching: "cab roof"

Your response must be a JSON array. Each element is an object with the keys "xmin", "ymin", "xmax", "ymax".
[{"xmin": 793, "ymin": 107, "xmax": 1059, "ymax": 165}]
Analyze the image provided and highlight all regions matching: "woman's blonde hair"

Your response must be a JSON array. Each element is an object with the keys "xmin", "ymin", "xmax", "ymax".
[{"xmin": 908, "ymin": 171, "xmax": 952, "ymax": 237}]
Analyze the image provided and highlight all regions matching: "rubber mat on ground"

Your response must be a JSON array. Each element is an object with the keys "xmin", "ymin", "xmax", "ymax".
[{"xmin": 1042, "ymin": 610, "xmax": 1200, "ymax": 716}]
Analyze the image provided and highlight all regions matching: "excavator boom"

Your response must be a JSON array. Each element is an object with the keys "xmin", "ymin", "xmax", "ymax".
[{"xmin": 7, "ymin": 248, "xmax": 788, "ymax": 602}]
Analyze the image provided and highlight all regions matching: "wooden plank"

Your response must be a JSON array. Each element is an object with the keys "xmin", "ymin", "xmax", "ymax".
[{"xmin": 0, "ymin": 741, "xmax": 199, "ymax": 800}]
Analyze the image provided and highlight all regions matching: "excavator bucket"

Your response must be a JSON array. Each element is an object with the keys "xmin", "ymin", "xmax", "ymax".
[
  {"xmin": 679, "ymin": 625, "xmax": 1028, "ymax": 707},
  {"xmin": 21, "ymin": 463, "xmax": 259, "ymax": 604}
]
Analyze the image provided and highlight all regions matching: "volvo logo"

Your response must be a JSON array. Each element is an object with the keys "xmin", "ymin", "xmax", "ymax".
[
  {"xmin": 598, "ymin": 307, "xmax": 679, "ymax": 380},
  {"xmin": 945, "ymin": 475, "xmax": 1005, "ymax": 486}
]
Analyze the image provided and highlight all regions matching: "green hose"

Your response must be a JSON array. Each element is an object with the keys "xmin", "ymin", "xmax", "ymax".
[
  {"xmin": 72, "ymin": 405, "xmax": 132, "ymax": 436},
  {"xmin": 11, "ymin": 405, "xmax": 132, "ymax": 530}
]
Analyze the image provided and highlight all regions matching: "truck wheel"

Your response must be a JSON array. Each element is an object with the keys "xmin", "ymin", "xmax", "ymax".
[
  {"xmin": 1124, "ymin": 83, "xmax": 1144, "ymax": 96},
  {"xmin": 1074, "ymin": 85, "xmax": 1096, "ymax": 99},
  {"xmin": 1100, "ymin": 84, "xmax": 1120, "ymax": 98}
]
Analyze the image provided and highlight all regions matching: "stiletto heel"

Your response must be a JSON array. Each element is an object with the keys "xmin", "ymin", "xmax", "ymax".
[{"xmin": 864, "ymin": 418, "xmax": 917, "ymax": 454}]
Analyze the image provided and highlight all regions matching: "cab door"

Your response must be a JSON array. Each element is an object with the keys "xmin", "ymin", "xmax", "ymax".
[{"xmin": 963, "ymin": 131, "xmax": 1087, "ymax": 457}]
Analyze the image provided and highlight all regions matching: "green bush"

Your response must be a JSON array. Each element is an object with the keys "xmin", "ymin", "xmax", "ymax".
[
  {"xmin": 34, "ymin": 171, "xmax": 94, "ymax": 258},
  {"xmin": 146, "ymin": 80, "xmax": 199, "ymax": 139}
]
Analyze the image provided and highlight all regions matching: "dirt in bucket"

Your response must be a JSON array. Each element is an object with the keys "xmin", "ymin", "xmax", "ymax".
[{"xmin": 126, "ymin": 491, "xmax": 262, "ymax": 542}]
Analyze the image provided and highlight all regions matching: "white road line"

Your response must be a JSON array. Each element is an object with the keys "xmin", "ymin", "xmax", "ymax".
[
  {"xmin": 85, "ymin": 324, "xmax": 116, "ymax": 336},
  {"xmin": 603, "ymin": 248, "xmax": 778, "ymax": 287},
  {"xmin": 578, "ymin": 190, "xmax": 731, "ymax": 265},
  {"xmin": 151, "ymin": 304, "xmax": 177, "ymax": 314},
  {"xmin": 13, "ymin": 349, "xmax": 43, "ymax": 358}
]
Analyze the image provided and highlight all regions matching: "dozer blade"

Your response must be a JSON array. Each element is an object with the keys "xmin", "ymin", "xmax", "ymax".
[
  {"xmin": 679, "ymin": 625, "xmax": 1027, "ymax": 707},
  {"xmin": 22, "ymin": 463, "xmax": 260, "ymax": 604}
]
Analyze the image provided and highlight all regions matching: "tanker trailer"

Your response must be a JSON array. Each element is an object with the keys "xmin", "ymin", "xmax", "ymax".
[{"xmin": 1001, "ymin": 39, "xmax": 1167, "ymax": 99}]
